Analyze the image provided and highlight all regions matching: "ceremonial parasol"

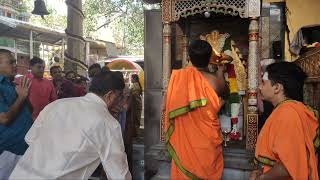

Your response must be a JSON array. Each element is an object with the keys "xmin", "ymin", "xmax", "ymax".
[{"xmin": 107, "ymin": 59, "xmax": 144, "ymax": 90}]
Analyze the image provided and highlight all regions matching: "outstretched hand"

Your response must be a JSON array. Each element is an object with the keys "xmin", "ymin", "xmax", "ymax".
[{"xmin": 16, "ymin": 77, "xmax": 31, "ymax": 99}]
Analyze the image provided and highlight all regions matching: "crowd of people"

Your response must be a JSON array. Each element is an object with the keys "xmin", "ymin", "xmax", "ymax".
[
  {"xmin": 0, "ymin": 49, "xmax": 143, "ymax": 180},
  {"xmin": 0, "ymin": 38, "xmax": 318, "ymax": 180}
]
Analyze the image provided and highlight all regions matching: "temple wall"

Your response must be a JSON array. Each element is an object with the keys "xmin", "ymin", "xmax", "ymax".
[{"xmin": 265, "ymin": 0, "xmax": 320, "ymax": 61}]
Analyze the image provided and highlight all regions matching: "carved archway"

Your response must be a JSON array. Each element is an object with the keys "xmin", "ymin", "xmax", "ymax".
[{"xmin": 160, "ymin": 0, "xmax": 261, "ymax": 150}]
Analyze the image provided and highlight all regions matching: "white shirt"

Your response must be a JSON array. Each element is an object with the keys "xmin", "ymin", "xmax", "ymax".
[{"xmin": 9, "ymin": 93, "xmax": 131, "ymax": 180}]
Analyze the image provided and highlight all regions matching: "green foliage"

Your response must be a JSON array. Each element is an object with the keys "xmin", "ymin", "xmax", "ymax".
[
  {"xmin": 83, "ymin": 0, "xmax": 144, "ymax": 55},
  {"xmin": 23, "ymin": 0, "xmax": 67, "ymax": 30},
  {"xmin": 21, "ymin": 0, "xmax": 146, "ymax": 55},
  {"xmin": 30, "ymin": 7, "xmax": 67, "ymax": 30}
]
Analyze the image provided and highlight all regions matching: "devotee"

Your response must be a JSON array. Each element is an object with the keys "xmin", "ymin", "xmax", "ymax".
[
  {"xmin": 65, "ymin": 70, "xmax": 86, "ymax": 96},
  {"xmin": 50, "ymin": 66, "xmax": 84, "ymax": 98},
  {"xmin": 50, "ymin": 56, "xmax": 63, "ymax": 69},
  {"xmin": 97, "ymin": 71, "xmax": 133, "ymax": 179},
  {"xmin": 130, "ymin": 74, "xmax": 142, "ymax": 137},
  {"xmin": 26, "ymin": 57, "xmax": 57, "ymax": 120},
  {"xmin": 10, "ymin": 71, "xmax": 131, "ymax": 180},
  {"xmin": 165, "ymin": 40, "xmax": 229, "ymax": 179},
  {"xmin": 65, "ymin": 70, "xmax": 76, "ymax": 83},
  {"xmin": 116, "ymin": 72, "xmax": 133, "ymax": 173},
  {"xmin": 75, "ymin": 75, "xmax": 89, "ymax": 93},
  {"xmin": 258, "ymin": 58, "xmax": 275, "ymax": 130},
  {"xmin": 88, "ymin": 63, "xmax": 102, "ymax": 78},
  {"xmin": 250, "ymin": 62, "xmax": 319, "ymax": 180},
  {"xmin": 0, "ymin": 49, "xmax": 32, "ymax": 180}
]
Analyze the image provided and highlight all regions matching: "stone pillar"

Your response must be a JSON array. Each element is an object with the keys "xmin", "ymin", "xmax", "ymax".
[
  {"xmin": 160, "ymin": 22, "xmax": 172, "ymax": 141},
  {"xmin": 162, "ymin": 22, "xmax": 172, "ymax": 91},
  {"xmin": 147, "ymin": 22, "xmax": 172, "ymax": 180},
  {"xmin": 85, "ymin": 42, "xmax": 90, "ymax": 65},
  {"xmin": 65, "ymin": 0, "xmax": 86, "ymax": 76},
  {"xmin": 61, "ymin": 38, "xmax": 65, "ymax": 65},
  {"xmin": 246, "ymin": 17, "xmax": 259, "ymax": 150},
  {"xmin": 260, "ymin": 3, "xmax": 270, "ymax": 60},
  {"xmin": 29, "ymin": 30, "xmax": 33, "ymax": 59},
  {"xmin": 182, "ymin": 35, "xmax": 188, "ymax": 68}
]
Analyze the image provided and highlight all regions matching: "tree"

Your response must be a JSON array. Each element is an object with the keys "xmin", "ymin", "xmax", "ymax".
[
  {"xmin": 83, "ymin": 0, "xmax": 144, "ymax": 55},
  {"xmin": 23, "ymin": 0, "xmax": 146, "ymax": 55},
  {"xmin": 30, "ymin": 7, "xmax": 67, "ymax": 30}
]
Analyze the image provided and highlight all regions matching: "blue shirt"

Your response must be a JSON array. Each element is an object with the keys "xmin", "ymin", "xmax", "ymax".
[{"xmin": 0, "ymin": 75, "xmax": 33, "ymax": 155}]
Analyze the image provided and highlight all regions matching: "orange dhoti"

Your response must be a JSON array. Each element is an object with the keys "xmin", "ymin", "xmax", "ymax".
[
  {"xmin": 255, "ymin": 100, "xmax": 319, "ymax": 180},
  {"xmin": 165, "ymin": 66, "xmax": 224, "ymax": 180}
]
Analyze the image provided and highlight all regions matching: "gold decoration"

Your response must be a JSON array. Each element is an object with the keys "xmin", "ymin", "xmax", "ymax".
[
  {"xmin": 200, "ymin": 30, "xmax": 229, "ymax": 54},
  {"xmin": 231, "ymin": 41, "xmax": 247, "ymax": 92},
  {"xmin": 200, "ymin": 30, "xmax": 232, "ymax": 65},
  {"xmin": 200, "ymin": 31, "xmax": 247, "ymax": 91},
  {"xmin": 246, "ymin": 113, "xmax": 258, "ymax": 150}
]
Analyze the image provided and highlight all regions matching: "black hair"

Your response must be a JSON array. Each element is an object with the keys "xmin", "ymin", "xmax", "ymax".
[
  {"xmin": 66, "ymin": 70, "xmax": 76, "ymax": 76},
  {"xmin": 89, "ymin": 63, "xmax": 101, "ymax": 71},
  {"xmin": 30, "ymin": 57, "xmax": 45, "ymax": 66},
  {"xmin": 188, "ymin": 40, "xmax": 212, "ymax": 68},
  {"xmin": 0, "ymin": 49, "xmax": 12, "ymax": 55},
  {"xmin": 75, "ymin": 76, "xmax": 88, "ymax": 84},
  {"xmin": 266, "ymin": 62, "xmax": 307, "ymax": 102},
  {"xmin": 89, "ymin": 71, "xmax": 125, "ymax": 96},
  {"xmin": 50, "ymin": 66, "xmax": 61, "ymax": 74},
  {"xmin": 0, "ymin": 49, "xmax": 13, "ymax": 61},
  {"xmin": 101, "ymin": 66, "xmax": 110, "ymax": 72},
  {"xmin": 113, "ymin": 71, "xmax": 124, "ymax": 81},
  {"xmin": 131, "ymin": 74, "xmax": 142, "ymax": 94}
]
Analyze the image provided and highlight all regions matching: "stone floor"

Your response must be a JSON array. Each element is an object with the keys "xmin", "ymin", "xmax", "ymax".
[
  {"xmin": 132, "ymin": 143, "xmax": 144, "ymax": 180},
  {"xmin": 132, "ymin": 128, "xmax": 145, "ymax": 180}
]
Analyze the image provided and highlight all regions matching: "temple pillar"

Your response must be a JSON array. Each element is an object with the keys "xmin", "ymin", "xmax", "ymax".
[
  {"xmin": 246, "ymin": 17, "xmax": 260, "ymax": 150},
  {"xmin": 260, "ymin": 3, "xmax": 270, "ymax": 60},
  {"xmin": 144, "ymin": 9, "xmax": 171, "ymax": 179},
  {"xmin": 182, "ymin": 35, "xmax": 188, "ymax": 67},
  {"xmin": 147, "ymin": 21, "xmax": 173, "ymax": 180},
  {"xmin": 29, "ymin": 30, "xmax": 33, "ymax": 59},
  {"xmin": 65, "ymin": 0, "xmax": 86, "ymax": 76},
  {"xmin": 162, "ymin": 22, "xmax": 172, "ymax": 92}
]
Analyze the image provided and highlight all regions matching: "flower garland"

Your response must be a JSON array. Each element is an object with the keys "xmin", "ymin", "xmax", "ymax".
[{"xmin": 226, "ymin": 64, "xmax": 241, "ymax": 141}]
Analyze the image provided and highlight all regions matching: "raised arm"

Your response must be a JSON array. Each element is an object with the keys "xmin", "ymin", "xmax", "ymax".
[
  {"xmin": 203, "ymin": 64, "xmax": 230, "ymax": 98},
  {"xmin": 0, "ymin": 77, "xmax": 31, "ymax": 125}
]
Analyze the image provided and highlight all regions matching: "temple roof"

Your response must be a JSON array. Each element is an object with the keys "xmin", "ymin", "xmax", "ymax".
[{"xmin": 0, "ymin": 16, "xmax": 66, "ymax": 45}]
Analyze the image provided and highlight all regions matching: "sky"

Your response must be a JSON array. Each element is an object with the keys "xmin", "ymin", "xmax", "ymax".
[
  {"xmin": 46, "ymin": 0, "xmax": 67, "ymax": 16},
  {"xmin": 44, "ymin": 0, "xmax": 115, "ymax": 42}
]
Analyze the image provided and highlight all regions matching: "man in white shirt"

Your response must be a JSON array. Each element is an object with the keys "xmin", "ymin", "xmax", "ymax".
[{"xmin": 9, "ymin": 71, "xmax": 132, "ymax": 180}]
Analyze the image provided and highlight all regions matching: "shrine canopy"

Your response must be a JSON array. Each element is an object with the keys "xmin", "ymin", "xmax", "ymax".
[
  {"xmin": 161, "ymin": 0, "xmax": 261, "ymax": 23},
  {"xmin": 106, "ymin": 59, "xmax": 144, "ymax": 89},
  {"xmin": 107, "ymin": 59, "xmax": 143, "ymax": 71}
]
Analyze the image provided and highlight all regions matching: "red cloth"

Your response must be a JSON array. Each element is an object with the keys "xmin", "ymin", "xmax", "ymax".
[
  {"xmin": 18, "ymin": 73, "xmax": 58, "ymax": 121},
  {"xmin": 226, "ymin": 64, "xmax": 236, "ymax": 78},
  {"xmin": 231, "ymin": 117, "xmax": 238, "ymax": 124},
  {"xmin": 74, "ymin": 84, "xmax": 86, "ymax": 97},
  {"xmin": 53, "ymin": 79, "xmax": 86, "ymax": 99}
]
